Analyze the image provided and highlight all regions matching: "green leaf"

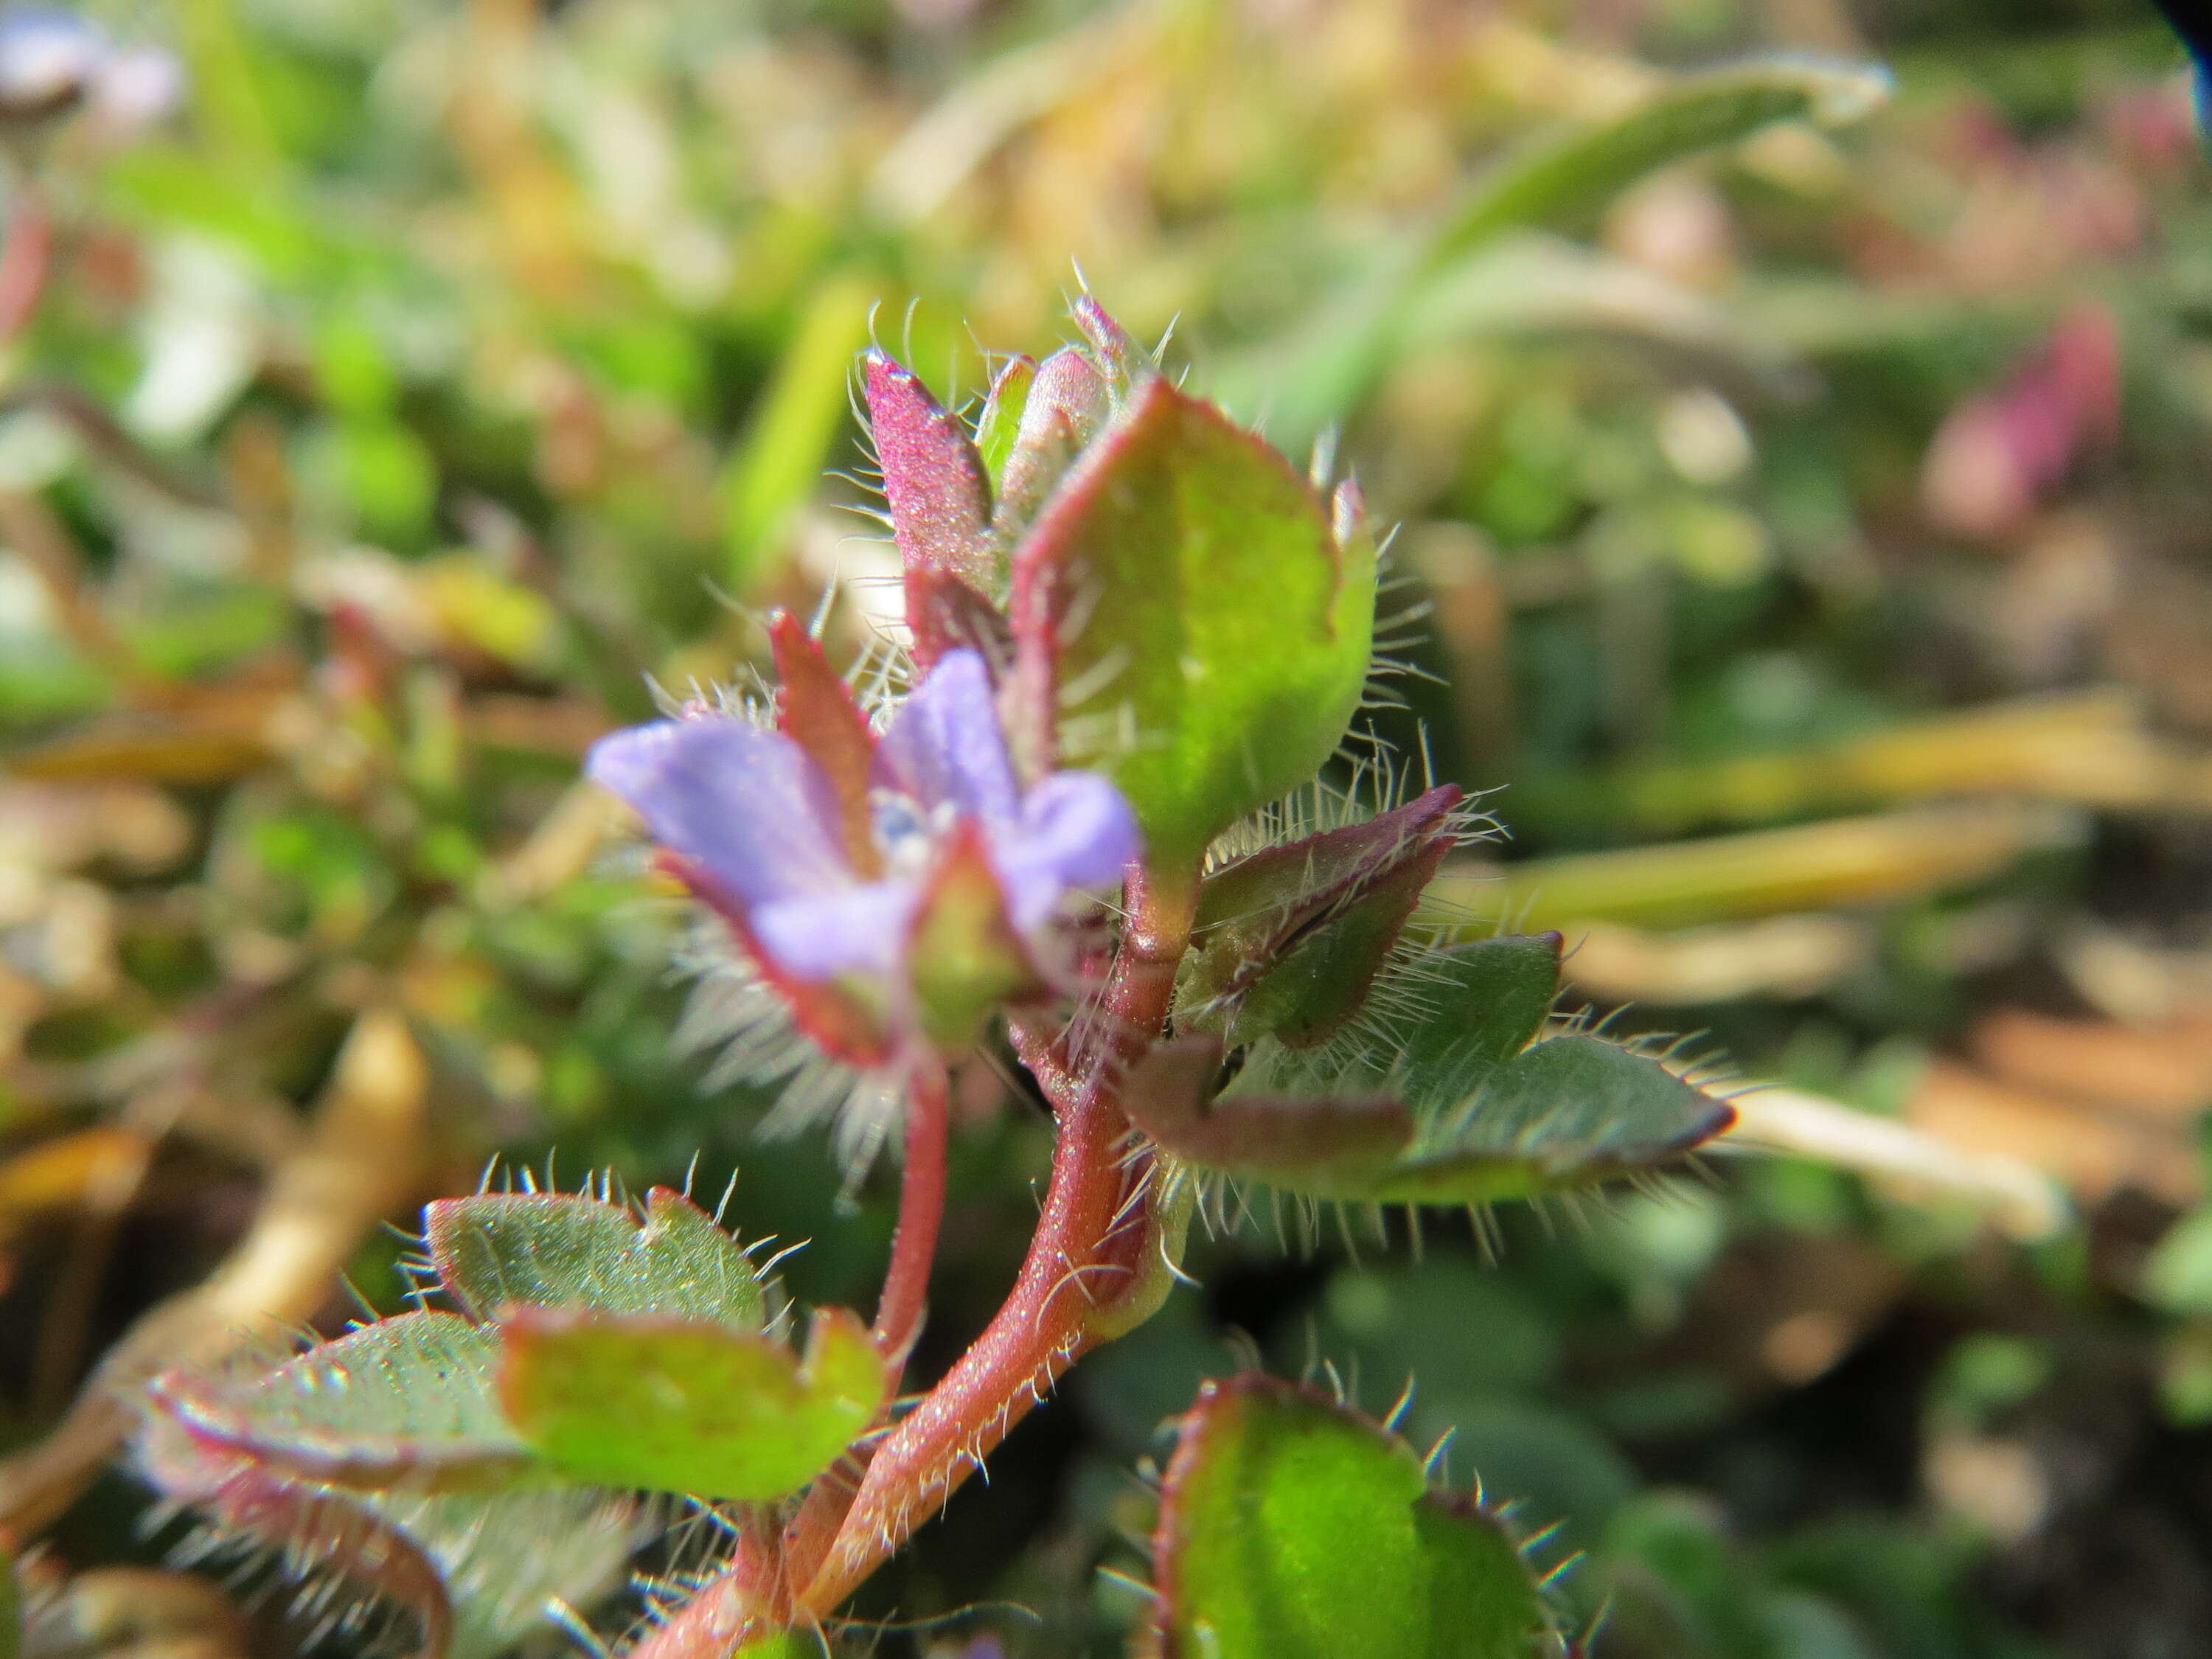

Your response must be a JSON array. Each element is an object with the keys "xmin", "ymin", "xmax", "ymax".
[
  {"xmin": 140, "ymin": 1397, "xmax": 637, "ymax": 1659},
  {"xmin": 497, "ymin": 1306, "xmax": 886, "ymax": 1500},
  {"xmin": 1123, "ymin": 1034, "xmax": 1414, "ymax": 1197},
  {"xmin": 1393, "ymin": 934, "xmax": 1565, "ymax": 1103},
  {"xmin": 1144, "ymin": 935, "xmax": 1730, "ymax": 1202},
  {"xmin": 1151, "ymin": 1375, "xmax": 1548, "ymax": 1659},
  {"xmin": 975, "ymin": 353, "xmax": 1036, "ymax": 488},
  {"xmin": 145, "ymin": 1312, "xmax": 532, "ymax": 1493},
  {"xmin": 422, "ymin": 1489, "xmax": 640, "ymax": 1659},
  {"xmin": 1377, "ymin": 1033, "xmax": 1736, "ymax": 1205},
  {"xmin": 423, "ymin": 1187, "xmax": 770, "ymax": 1331},
  {"xmin": 1008, "ymin": 378, "xmax": 1375, "ymax": 874}
]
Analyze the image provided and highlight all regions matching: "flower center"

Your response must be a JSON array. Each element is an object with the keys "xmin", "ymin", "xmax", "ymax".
[{"xmin": 870, "ymin": 789, "xmax": 959, "ymax": 882}]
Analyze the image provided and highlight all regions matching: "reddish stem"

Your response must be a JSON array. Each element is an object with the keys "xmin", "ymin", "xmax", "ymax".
[
  {"xmin": 776, "ymin": 1050, "xmax": 952, "ymax": 1587},
  {"xmin": 872, "ymin": 1051, "xmax": 950, "ymax": 1363},
  {"xmin": 628, "ymin": 869, "xmax": 1195, "ymax": 1659},
  {"xmin": 794, "ymin": 867, "xmax": 1194, "ymax": 1614}
]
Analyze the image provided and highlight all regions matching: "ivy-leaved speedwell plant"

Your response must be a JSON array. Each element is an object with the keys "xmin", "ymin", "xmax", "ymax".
[{"xmin": 135, "ymin": 299, "xmax": 1734, "ymax": 1659}]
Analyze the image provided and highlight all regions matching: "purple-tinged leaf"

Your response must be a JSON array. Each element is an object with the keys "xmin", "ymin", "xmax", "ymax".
[
  {"xmin": 1152, "ymin": 933, "xmax": 1728, "ymax": 1203},
  {"xmin": 139, "ymin": 1397, "xmax": 636, "ymax": 1659},
  {"xmin": 863, "ymin": 352, "xmax": 997, "ymax": 654},
  {"xmin": 496, "ymin": 1306, "xmax": 885, "ymax": 1501},
  {"xmin": 137, "ymin": 1420, "xmax": 459, "ymax": 1658},
  {"xmin": 1177, "ymin": 787, "xmax": 1463, "ymax": 1048},
  {"xmin": 424, "ymin": 1187, "xmax": 771, "ymax": 1331},
  {"xmin": 1122, "ymin": 1034, "xmax": 1411, "ymax": 1195}
]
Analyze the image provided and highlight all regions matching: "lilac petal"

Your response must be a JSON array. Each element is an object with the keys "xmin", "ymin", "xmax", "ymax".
[
  {"xmin": 586, "ymin": 717, "xmax": 852, "ymax": 907},
  {"xmin": 0, "ymin": 10, "xmax": 101, "ymax": 116},
  {"xmin": 992, "ymin": 770, "xmax": 1140, "ymax": 931},
  {"xmin": 749, "ymin": 881, "xmax": 920, "ymax": 983},
  {"xmin": 874, "ymin": 649, "xmax": 1020, "ymax": 824}
]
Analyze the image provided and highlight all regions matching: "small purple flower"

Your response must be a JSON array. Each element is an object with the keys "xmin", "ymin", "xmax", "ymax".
[
  {"xmin": 0, "ymin": 9, "xmax": 181, "ymax": 133},
  {"xmin": 588, "ymin": 647, "xmax": 1138, "ymax": 1054}
]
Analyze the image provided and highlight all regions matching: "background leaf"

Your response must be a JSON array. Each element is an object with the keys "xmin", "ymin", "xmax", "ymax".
[{"xmin": 1151, "ymin": 1374, "xmax": 1548, "ymax": 1659}]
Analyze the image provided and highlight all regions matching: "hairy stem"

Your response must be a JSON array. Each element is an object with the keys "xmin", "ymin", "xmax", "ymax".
[
  {"xmin": 628, "ymin": 872, "xmax": 1194, "ymax": 1659},
  {"xmin": 794, "ymin": 868, "xmax": 1194, "ymax": 1613}
]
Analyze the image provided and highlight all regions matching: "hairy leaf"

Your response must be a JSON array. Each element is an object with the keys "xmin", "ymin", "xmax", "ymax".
[
  {"xmin": 424, "ymin": 1187, "xmax": 769, "ymax": 1330},
  {"xmin": 1072, "ymin": 295, "xmax": 1155, "ymax": 400},
  {"xmin": 992, "ymin": 344, "xmax": 1108, "ymax": 546},
  {"xmin": 865, "ymin": 351, "xmax": 999, "ymax": 658},
  {"xmin": 140, "ymin": 1402, "xmax": 636, "ymax": 1659},
  {"xmin": 497, "ymin": 1306, "xmax": 885, "ymax": 1500},
  {"xmin": 1008, "ymin": 378, "xmax": 1374, "ymax": 874},
  {"xmin": 1151, "ymin": 1375, "xmax": 1548, "ymax": 1659},
  {"xmin": 1123, "ymin": 1034, "xmax": 1413, "ymax": 1197},
  {"xmin": 1147, "ymin": 934, "xmax": 1731, "ymax": 1200},
  {"xmin": 145, "ymin": 1312, "xmax": 531, "ymax": 1494},
  {"xmin": 1177, "ymin": 786, "xmax": 1463, "ymax": 1048},
  {"xmin": 1377, "ymin": 1032, "xmax": 1736, "ymax": 1204}
]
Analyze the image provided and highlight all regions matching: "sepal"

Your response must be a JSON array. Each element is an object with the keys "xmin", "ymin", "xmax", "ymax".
[
  {"xmin": 863, "ymin": 351, "xmax": 998, "ymax": 664},
  {"xmin": 768, "ymin": 609, "xmax": 879, "ymax": 877},
  {"xmin": 905, "ymin": 819, "xmax": 1049, "ymax": 1051},
  {"xmin": 1177, "ymin": 785, "xmax": 1462, "ymax": 1049}
]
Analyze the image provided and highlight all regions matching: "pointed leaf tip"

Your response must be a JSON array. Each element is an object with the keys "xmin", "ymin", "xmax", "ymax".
[
  {"xmin": 1072, "ymin": 296, "xmax": 1155, "ymax": 397},
  {"xmin": 863, "ymin": 352, "xmax": 998, "ymax": 631},
  {"xmin": 1179, "ymin": 785, "xmax": 1464, "ymax": 1049}
]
